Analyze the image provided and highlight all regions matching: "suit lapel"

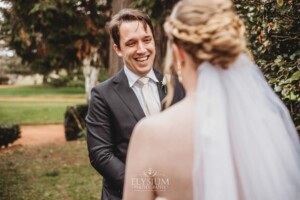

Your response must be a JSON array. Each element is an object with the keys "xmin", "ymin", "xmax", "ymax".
[
  {"xmin": 113, "ymin": 69, "xmax": 145, "ymax": 121},
  {"xmin": 154, "ymin": 69, "xmax": 167, "ymax": 102}
]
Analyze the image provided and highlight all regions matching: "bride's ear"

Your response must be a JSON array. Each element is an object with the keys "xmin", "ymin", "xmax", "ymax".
[{"xmin": 172, "ymin": 43, "xmax": 185, "ymax": 66}]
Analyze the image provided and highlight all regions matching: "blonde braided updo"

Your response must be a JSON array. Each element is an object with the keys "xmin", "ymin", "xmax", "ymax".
[
  {"xmin": 164, "ymin": 0, "xmax": 247, "ymax": 69},
  {"xmin": 163, "ymin": 0, "xmax": 249, "ymax": 107}
]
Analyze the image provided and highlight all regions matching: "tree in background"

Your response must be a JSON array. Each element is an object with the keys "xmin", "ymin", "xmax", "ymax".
[
  {"xmin": 233, "ymin": 0, "xmax": 299, "ymax": 132},
  {"xmin": 0, "ymin": 0, "xmax": 112, "ymax": 101}
]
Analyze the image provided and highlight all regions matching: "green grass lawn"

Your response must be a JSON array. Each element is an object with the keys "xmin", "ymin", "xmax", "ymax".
[
  {"xmin": 0, "ymin": 85, "xmax": 86, "ymax": 125},
  {"xmin": 0, "ymin": 141, "xmax": 102, "ymax": 200},
  {"xmin": 0, "ymin": 101, "xmax": 85, "ymax": 125},
  {"xmin": 0, "ymin": 85, "xmax": 85, "ymax": 98}
]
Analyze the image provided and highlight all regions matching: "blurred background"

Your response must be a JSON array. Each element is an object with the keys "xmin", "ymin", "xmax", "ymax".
[{"xmin": 0, "ymin": 0, "xmax": 299, "ymax": 199}]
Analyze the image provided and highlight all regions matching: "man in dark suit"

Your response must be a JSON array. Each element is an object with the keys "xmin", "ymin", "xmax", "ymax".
[{"xmin": 86, "ymin": 8, "xmax": 184, "ymax": 200}]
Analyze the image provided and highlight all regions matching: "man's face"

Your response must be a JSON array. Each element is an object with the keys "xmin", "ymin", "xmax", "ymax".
[{"xmin": 114, "ymin": 21, "xmax": 156, "ymax": 77}]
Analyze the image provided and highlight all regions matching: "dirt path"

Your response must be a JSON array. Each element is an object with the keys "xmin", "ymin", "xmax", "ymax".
[
  {"xmin": 0, "ymin": 85, "xmax": 30, "ymax": 88},
  {"xmin": 13, "ymin": 124, "xmax": 66, "ymax": 146}
]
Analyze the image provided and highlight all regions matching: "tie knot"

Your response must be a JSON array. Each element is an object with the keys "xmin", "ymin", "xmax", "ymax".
[{"xmin": 139, "ymin": 77, "xmax": 149, "ymax": 85}]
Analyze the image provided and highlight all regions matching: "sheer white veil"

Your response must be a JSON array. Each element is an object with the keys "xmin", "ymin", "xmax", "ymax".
[{"xmin": 193, "ymin": 53, "xmax": 300, "ymax": 200}]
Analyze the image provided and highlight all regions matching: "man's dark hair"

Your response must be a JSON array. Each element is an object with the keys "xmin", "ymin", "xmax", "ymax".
[{"xmin": 108, "ymin": 8, "xmax": 155, "ymax": 48}]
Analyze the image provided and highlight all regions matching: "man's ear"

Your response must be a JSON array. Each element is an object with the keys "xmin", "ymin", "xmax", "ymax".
[
  {"xmin": 172, "ymin": 43, "xmax": 185, "ymax": 65},
  {"xmin": 113, "ymin": 44, "xmax": 123, "ymax": 57}
]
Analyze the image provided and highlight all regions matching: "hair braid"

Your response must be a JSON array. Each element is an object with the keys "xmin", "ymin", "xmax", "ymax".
[{"xmin": 164, "ymin": 0, "xmax": 248, "ymax": 68}]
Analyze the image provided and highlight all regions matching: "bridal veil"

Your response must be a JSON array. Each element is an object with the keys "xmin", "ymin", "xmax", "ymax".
[{"xmin": 193, "ymin": 53, "xmax": 300, "ymax": 200}]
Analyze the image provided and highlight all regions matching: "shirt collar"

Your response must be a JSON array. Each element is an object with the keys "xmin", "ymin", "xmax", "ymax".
[{"xmin": 124, "ymin": 65, "xmax": 159, "ymax": 87}]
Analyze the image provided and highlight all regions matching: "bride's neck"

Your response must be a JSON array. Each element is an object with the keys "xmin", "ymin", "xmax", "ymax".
[{"xmin": 181, "ymin": 60, "xmax": 198, "ymax": 97}]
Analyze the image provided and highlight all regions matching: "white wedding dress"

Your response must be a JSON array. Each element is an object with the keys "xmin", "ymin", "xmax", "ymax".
[{"xmin": 193, "ymin": 54, "xmax": 300, "ymax": 200}]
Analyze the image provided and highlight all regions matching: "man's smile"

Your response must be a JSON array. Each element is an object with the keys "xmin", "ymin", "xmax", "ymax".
[{"xmin": 134, "ymin": 55, "xmax": 150, "ymax": 62}]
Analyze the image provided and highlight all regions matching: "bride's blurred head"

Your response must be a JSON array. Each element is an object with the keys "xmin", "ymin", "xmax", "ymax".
[{"xmin": 163, "ymin": 0, "xmax": 249, "ymax": 106}]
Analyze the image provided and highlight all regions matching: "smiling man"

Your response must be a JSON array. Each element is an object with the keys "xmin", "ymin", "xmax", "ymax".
[{"xmin": 85, "ymin": 9, "xmax": 184, "ymax": 200}]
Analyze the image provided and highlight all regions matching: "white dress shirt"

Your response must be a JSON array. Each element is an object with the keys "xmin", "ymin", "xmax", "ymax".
[{"xmin": 124, "ymin": 66, "xmax": 161, "ymax": 114}]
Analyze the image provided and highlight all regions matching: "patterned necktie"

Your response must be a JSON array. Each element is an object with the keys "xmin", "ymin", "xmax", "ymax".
[{"xmin": 139, "ymin": 77, "xmax": 161, "ymax": 116}]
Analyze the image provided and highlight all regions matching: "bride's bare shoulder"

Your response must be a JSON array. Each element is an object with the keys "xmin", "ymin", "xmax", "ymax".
[{"xmin": 133, "ymin": 97, "xmax": 193, "ymax": 138}]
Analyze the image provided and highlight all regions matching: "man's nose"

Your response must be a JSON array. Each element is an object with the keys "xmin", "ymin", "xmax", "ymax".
[{"xmin": 136, "ymin": 41, "xmax": 146, "ymax": 53}]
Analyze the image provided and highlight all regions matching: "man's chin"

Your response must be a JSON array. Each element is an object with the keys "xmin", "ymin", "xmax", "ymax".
[{"xmin": 136, "ymin": 67, "xmax": 152, "ymax": 76}]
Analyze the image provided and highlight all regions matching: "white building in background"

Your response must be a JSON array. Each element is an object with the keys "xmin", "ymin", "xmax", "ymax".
[
  {"xmin": 6, "ymin": 73, "xmax": 44, "ymax": 85},
  {"xmin": 0, "ymin": 53, "xmax": 43, "ymax": 85}
]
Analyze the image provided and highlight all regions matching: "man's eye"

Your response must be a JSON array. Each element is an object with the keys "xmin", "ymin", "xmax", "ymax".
[
  {"xmin": 126, "ymin": 42, "xmax": 135, "ymax": 47},
  {"xmin": 144, "ymin": 38, "xmax": 152, "ymax": 43}
]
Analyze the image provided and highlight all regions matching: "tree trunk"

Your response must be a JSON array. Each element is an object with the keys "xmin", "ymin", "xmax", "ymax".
[
  {"xmin": 83, "ymin": 58, "xmax": 99, "ymax": 102},
  {"xmin": 108, "ymin": 0, "xmax": 134, "ymax": 76},
  {"xmin": 83, "ymin": 47, "xmax": 101, "ymax": 102},
  {"xmin": 42, "ymin": 74, "xmax": 47, "ymax": 84},
  {"xmin": 153, "ymin": 24, "xmax": 167, "ymax": 72}
]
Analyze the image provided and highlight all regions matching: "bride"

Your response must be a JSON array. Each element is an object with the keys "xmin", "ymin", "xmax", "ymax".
[{"xmin": 123, "ymin": 0, "xmax": 300, "ymax": 199}]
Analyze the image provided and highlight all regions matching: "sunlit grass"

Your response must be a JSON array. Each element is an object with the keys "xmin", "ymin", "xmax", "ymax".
[
  {"xmin": 0, "ymin": 85, "xmax": 86, "ymax": 125},
  {"xmin": 0, "ymin": 101, "xmax": 85, "ymax": 125},
  {"xmin": 0, "ymin": 85, "xmax": 85, "ymax": 98}
]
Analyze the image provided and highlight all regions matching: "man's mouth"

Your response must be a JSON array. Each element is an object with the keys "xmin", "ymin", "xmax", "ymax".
[{"xmin": 135, "ymin": 56, "xmax": 149, "ymax": 62}]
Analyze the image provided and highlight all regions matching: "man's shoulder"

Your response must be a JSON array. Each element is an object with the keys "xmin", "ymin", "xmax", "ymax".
[
  {"xmin": 94, "ymin": 69, "xmax": 125, "ymax": 91},
  {"xmin": 94, "ymin": 76, "xmax": 114, "ymax": 90}
]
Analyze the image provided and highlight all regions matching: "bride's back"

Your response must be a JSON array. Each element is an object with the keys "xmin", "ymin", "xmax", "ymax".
[{"xmin": 144, "ymin": 97, "xmax": 195, "ymax": 200}]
